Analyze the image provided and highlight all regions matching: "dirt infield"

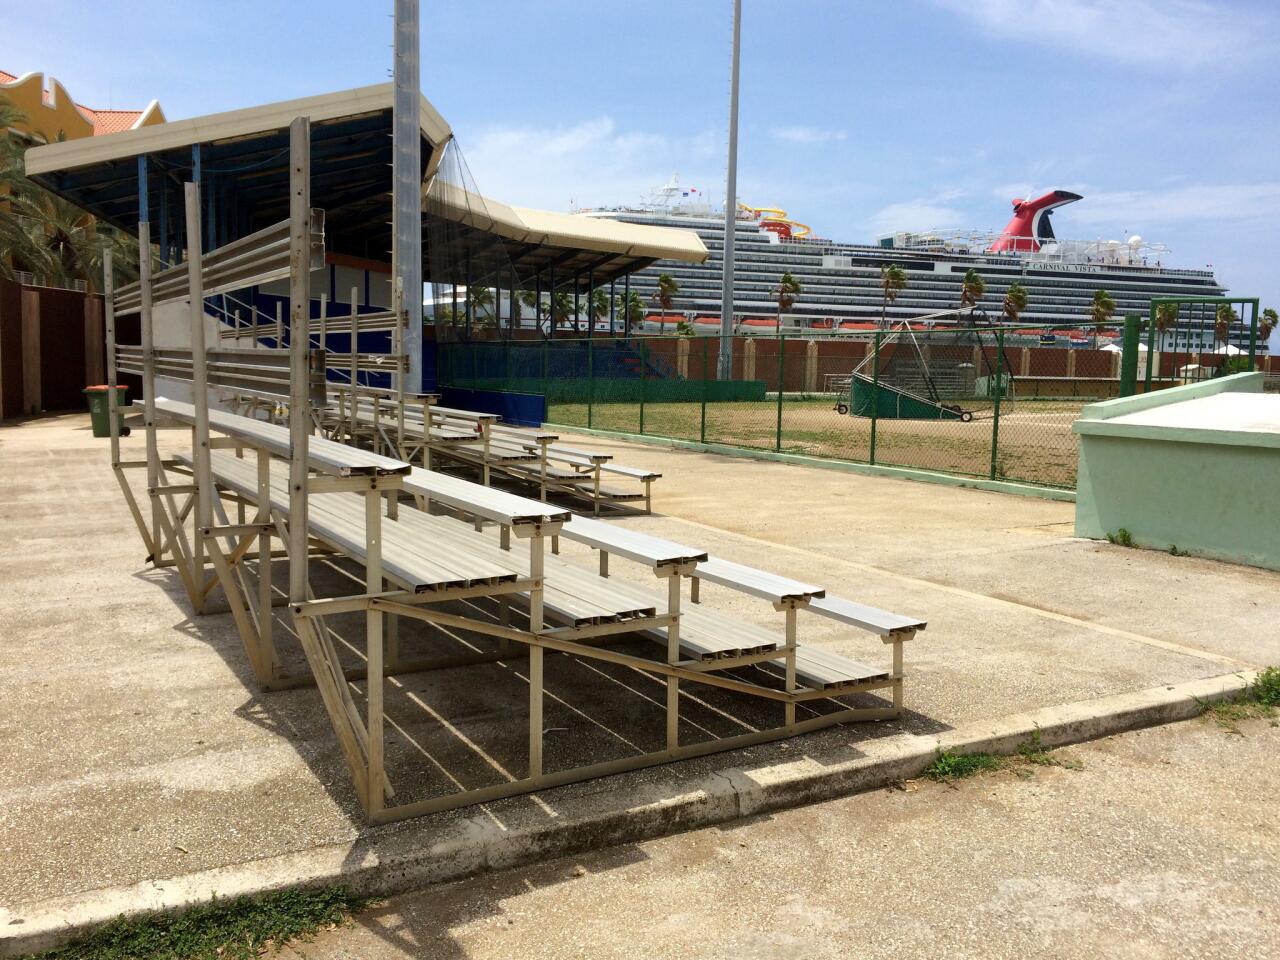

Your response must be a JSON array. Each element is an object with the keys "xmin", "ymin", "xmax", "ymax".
[{"xmin": 552, "ymin": 397, "xmax": 1087, "ymax": 487}]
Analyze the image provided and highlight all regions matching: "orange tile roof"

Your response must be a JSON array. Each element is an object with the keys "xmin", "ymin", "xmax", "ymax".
[{"xmin": 79, "ymin": 107, "xmax": 144, "ymax": 135}]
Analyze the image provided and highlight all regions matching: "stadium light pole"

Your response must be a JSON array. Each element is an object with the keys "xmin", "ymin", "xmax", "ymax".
[
  {"xmin": 717, "ymin": 0, "xmax": 742, "ymax": 381},
  {"xmin": 393, "ymin": 0, "xmax": 423, "ymax": 391}
]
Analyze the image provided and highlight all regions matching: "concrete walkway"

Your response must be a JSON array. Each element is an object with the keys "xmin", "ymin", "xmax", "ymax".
[
  {"xmin": 0, "ymin": 414, "xmax": 1275, "ymax": 950},
  {"xmin": 286, "ymin": 717, "xmax": 1280, "ymax": 960}
]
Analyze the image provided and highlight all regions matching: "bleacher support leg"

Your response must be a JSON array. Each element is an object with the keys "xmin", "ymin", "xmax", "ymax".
[
  {"xmin": 528, "ymin": 533, "xmax": 545, "ymax": 778},
  {"xmin": 666, "ymin": 573, "xmax": 681, "ymax": 751},
  {"xmin": 365, "ymin": 488, "xmax": 386, "ymax": 815},
  {"xmin": 784, "ymin": 604, "xmax": 797, "ymax": 727},
  {"xmin": 892, "ymin": 639, "xmax": 904, "ymax": 711},
  {"xmin": 256, "ymin": 449, "xmax": 275, "ymax": 679}
]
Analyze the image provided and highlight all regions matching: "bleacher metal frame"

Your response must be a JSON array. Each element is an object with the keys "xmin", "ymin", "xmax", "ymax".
[{"xmin": 99, "ymin": 115, "xmax": 921, "ymax": 824}]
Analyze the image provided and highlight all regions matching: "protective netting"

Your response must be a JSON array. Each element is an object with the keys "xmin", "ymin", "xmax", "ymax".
[{"xmin": 423, "ymin": 138, "xmax": 526, "ymax": 342}]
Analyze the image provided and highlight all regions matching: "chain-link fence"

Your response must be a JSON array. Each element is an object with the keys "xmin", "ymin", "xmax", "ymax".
[{"xmin": 438, "ymin": 319, "xmax": 1262, "ymax": 490}]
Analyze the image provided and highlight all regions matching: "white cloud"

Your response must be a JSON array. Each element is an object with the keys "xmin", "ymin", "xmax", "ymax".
[
  {"xmin": 865, "ymin": 200, "xmax": 967, "ymax": 235},
  {"xmin": 933, "ymin": 0, "xmax": 1270, "ymax": 69},
  {"xmin": 1070, "ymin": 182, "xmax": 1280, "ymax": 225},
  {"xmin": 456, "ymin": 116, "xmax": 719, "ymax": 212},
  {"xmin": 769, "ymin": 126, "xmax": 848, "ymax": 145}
]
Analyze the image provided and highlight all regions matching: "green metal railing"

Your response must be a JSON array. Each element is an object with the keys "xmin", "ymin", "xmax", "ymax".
[{"xmin": 438, "ymin": 314, "xmax": 1261, "ymax": 490}]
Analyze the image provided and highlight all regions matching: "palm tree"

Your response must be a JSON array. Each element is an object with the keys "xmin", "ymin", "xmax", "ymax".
[
  {"xmin": 959, "ymin": 268, "xmax": 985, "ymax": 310},
  {"xmin": 550, "ymin": 291, "xmax": 573, "ymax": 334},
  {"xmin": 773, "ymin": 270, "xmax": 801, "ymax": 320},
  {"xmin": 617, "ymin": 291, "xmax": 646, "ymax": 333},
  {"xmin": 466, "ymin": 286, "xmax": 494, "ymax": 329},
  {"xmin": 588, "ymin": 288, "xmax": 609, "ymax": 335},
  {"xmin": 879, "ymin": 264, "xmax": 907, "ymax": 329},
  {"xmin": 1214, "ymin": 303, "xmax": 1238, "ymax": 349},
  {"xmin": 1002, "ymin": 282, "xmax": 1028, "ymax": 323},
  {"xmin": 675, "ymin": 316, "xmax": 695, "ymax": 337},
  {"xmin": 518, "ymin": 289, "xmax": 545, "ymax": 335},
  {"xmin": 654, "ymin": 272, "xmax": 679, "ymax": 315},
  {"xmin": 1090, "ymin": 289, "xmax": 1116, "ymax": 347},
  {"xmin": 1260, "ymin": 307, "xmax": 1278, "ymax": 345},
  {"xmin": 1154, "ymin": 301, "xmax": 1179, "ymax": 350}
]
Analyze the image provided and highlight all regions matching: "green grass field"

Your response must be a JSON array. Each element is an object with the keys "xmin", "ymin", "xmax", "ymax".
[{"xmin": 550, "ymin": 397, "xmax": 1086, "ymax": 487}]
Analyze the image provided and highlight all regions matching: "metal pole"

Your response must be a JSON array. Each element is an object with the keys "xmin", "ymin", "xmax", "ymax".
[
  {"xmin": 287, "ymin": 116, "xmax": 312, "ymax": 606},
  {"xmin": 393, "ymin": 0, "xmax": 423, "ymax": 390},
  {"xmin": 1152, "ymin": 300, "xmax": 1162, "ymax": 391},
  {"xmin": 1248, "ymin": 298, "xmax": 1258, "ymax": 370},
  {"xmin": 103, "ymin": 249, "xmax": 120, "ymax": 466},
  {"xmin": 717, "ymin": 0, "xmax": 742, "ymax": 381},
  {"xmin": 139, "ymin": 222, "xmax": 161, "ymax": 558},
  {"xmin": 639, "ymin": 339, "xmax": 647, "ymax": 434},
  {"xmin": 869, "ymin": 332, "xmax": 879, "ymax": 464},
  {"xmin": 701, "ymin": 335, "xmax": 708, "ymax": 443},
  {"xmin": 990, "ymin": 328, "xmax": 1004, "ymax": 480},
  {"xmin": 184, "ymin": 182, "xmax": 212, "ymax": 608},
  {"xmin": 775, "ymin": 334, "xmax": 784, "ymax": 452}
]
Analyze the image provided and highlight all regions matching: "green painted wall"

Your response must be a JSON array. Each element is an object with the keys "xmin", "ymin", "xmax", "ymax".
[{"xmin": 1073, "ymin": 373, "xmax": 1280, "ymax": 570}]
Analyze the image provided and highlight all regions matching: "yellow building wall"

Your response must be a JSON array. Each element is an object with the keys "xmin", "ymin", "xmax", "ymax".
[
  {"xmin": 1, "ymin": 71, "xmax": 165, "ymax": 143},
  {"xmin": 2, "ymin": 73, "xmax": 93, "ymax": 142}
]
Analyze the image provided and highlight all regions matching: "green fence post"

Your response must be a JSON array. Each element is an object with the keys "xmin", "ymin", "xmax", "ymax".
[
  {"xmin": 869, "ymin": 331, "xmax": 880, "ymax": 464},
  {"xmin": 1152, "ymin": 300, "xmax": 1162, "ymax": 391},
  {"xmin": 1119, "ymin": 314, "xmax": 1140, "ymax": 397},
  {"xmin": 700, "ymin": 336, "xmax": 708, "ymax": 444},
  {"xmin": 775, "ymin": 334, "xmax": 785, "ymax": 452},
  {"xmin": 587, "ymin": 338, "xmax": 594, "ymax": 429},
  {"xmin": 990, "ymin": 328, "xmax": 1004, "ymax": 480},
  {"xmin": 639, "ymin": 340, "xmax": 647, "ymax": 435},
  {"xmin": 542, "ymin": 338, "xmax": 549, "ymax": 410},
  {"xmin": 1248, "ymin": 299, "xmax": 1259, "ymax": 371}
]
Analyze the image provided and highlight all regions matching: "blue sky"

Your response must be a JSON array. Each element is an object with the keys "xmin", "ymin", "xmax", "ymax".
[{"xmin": 6, "ymin": 0, "xmax": 1279, "ymax": 308}]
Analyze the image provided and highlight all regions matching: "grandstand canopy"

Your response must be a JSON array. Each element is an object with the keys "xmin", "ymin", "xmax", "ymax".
[{"xmin": 24, "ymin": 83, "xmax": 706, "ymax": 287}]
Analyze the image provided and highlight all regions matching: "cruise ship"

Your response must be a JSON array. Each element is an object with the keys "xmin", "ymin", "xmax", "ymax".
[{"xmin": 580, "ymin": 180, "xmax": 1230, "ymax": 340}]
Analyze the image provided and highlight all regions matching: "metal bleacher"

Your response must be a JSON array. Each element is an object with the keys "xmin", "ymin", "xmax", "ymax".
[{"xmin": 97, "ymin": 116, "xmax": 926, "ymax": 824}]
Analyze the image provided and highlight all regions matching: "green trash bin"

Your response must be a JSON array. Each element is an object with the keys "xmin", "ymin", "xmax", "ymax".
[{"xmin": 83, "ymin": 384, "xmax": 131, "ymax": 438}]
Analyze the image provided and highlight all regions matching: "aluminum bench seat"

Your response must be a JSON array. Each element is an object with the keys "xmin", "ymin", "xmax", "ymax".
[
  {"xmin": 806, "ymin": 595, "xmax": 926, "ymax": 638},
  {"xmin": 191, "ymin": 451, "xmax": 657, "ymax": 627},
  {"xmin": 760, "ymin": 643, "xmax": 891, "ymax": 691},
  {"xmin": 559, "ymin": 514, "xmax": 708, "ymax": 569},
  {"xmin": 156, "ymin": 397, "xmax": 409, "ymax": 478},
  {"xmin": 390, "ymin": 508, "xmax": 657, "ymax": 627},
  {"xmin": 402, "ymin": 467, "xmax": 569, "ymax": 529},
  {"xmin": 183, "ymin": 452, "xmax": 519, "ymax": 592},
  {"xmin": 694, "ymin": 555, "xmax": 925, "ymax": 638},
  {"xmin": 693, "ymin": 556, "xmax": 826, "ymax": 604}
]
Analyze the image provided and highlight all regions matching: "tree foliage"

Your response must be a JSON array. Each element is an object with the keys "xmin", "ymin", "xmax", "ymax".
[
  {"xmin": 959, "ymin": 269, "xmax": 985, "ymax": 308},
  {"xmin": 879, "ymin": 264, "xmax": 907, "ymax": 328},
  {"xmin": 1, "ymin": 96, "xmax": 137, "ymax": 291},
  {"xmin": 774, "ymin": 270, "xmax": 801, "ymax": 315},
  {"xmin": 1002, "ymin": 282, "xmax": 1028, "ymax": 322}
]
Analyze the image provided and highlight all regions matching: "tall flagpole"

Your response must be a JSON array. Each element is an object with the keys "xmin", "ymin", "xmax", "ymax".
[{"xmin": 717, "ymin": 0, "xmax": 742, "ymax": 380}]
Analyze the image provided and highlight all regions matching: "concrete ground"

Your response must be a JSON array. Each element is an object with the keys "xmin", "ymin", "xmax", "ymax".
[
  {"xmin": 1, "ymin": 412, "xmax": 1277, "ymax": 927},
  {"xmin": 286, "ymin": 716, "xmax": 1280, "ymax": 960}
]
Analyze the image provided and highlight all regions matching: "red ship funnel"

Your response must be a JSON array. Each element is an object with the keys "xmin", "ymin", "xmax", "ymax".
[{"xmin": 988, "ymin": 190, "xmax": 1082, "ymax": 253}]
